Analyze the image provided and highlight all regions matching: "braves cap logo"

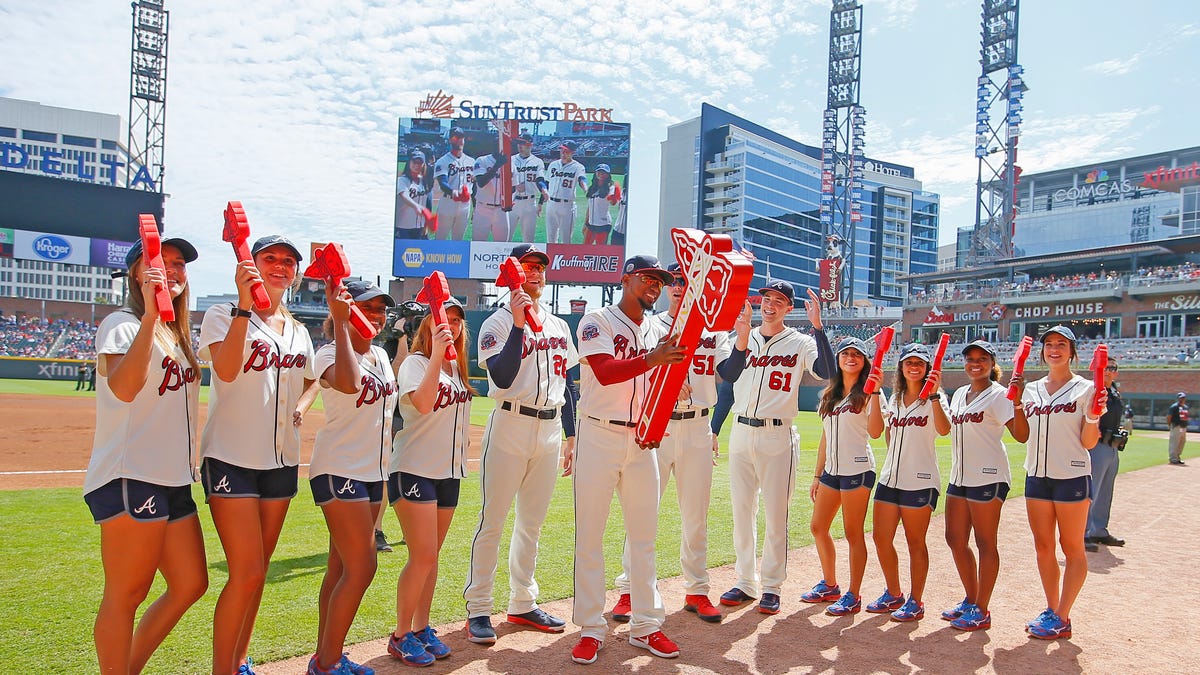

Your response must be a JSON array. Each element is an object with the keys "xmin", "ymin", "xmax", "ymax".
[
  {"xmin": 213, "ymin": 475, "xmax": 231, "ymax": 493},
  {"xmin": 336, "ymin": 479, "xmax": 356, "ymax": 495},
  {"xmin": 133, "ymin": 496, "xmax": 157, "ymax": 515},
  {"xmin": 404, "ymin": 483, "xmax": 422, "ymax": 498}
]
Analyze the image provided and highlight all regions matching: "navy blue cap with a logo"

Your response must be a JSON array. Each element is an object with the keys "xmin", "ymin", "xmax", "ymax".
[
  {"xmin": 1040, "ymin": 325, "xmax": 1076, "ymax": 343},
  {"xmin": 836, "ymin": 337, "xmax": 870, "ymax": 357},
  {"xmin": 758, "ymin": 280, "xmax": 795, "ymax": 304},
  {"xmin": 560, "ymin": 140, "xmax": 578, "ymax": 152},
  {"xmin": 344, "ymin": 279, "xmax": 394, "ymax": 307},
  {"xmin": 125, "ymin": 236, "xmax": 198, "ymax": 269},
  {"xmin": 449, "ymin": 127, "xmax": 465, "ymax": 138},
  {"xmin": 511, "ymin": 243, "xmax": 549, "ymax": 266},
  {"xmin": 251, "ymin": 235, "xmax": 303, "ymax": 261},
  {"xmin": 899, "ymin": 343, "xmax": 932, "ymax": 363},
  {"xmin": 517, "ymin": 133, "xmax": 534, "ymax": 144},
  {"xmin": 409, "ymin": 149, "xmax": 426, "ymax": 162},
  {"xmin": 622, "ymin": 254, "xmax": 673, "ymax": 284},
  {"xmin": 961, "ymin": 339, "xmax": 997, "ymax": 357}
]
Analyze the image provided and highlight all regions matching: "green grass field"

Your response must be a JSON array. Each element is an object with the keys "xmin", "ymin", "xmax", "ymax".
[{"xmin": 0, "ymin": 380, "xmax": 1191, "ymax": 673}]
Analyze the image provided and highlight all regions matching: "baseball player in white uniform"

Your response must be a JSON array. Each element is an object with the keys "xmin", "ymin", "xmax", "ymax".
[
  {"xmin": 433, "ymin": 127, "xmax": 474, "ymax": 240},
  {"xmin": 544, "ymin": 140, "xmax": 587, "ymax": 244},
  {"xmin": 395, "ymin": 150, "xmax": 431, "ymax": 239},
  {"xmin": 199, "ymin": 235, "xmax": 316, "ymax": 675},
  {"xmin": 718, "ymin": 281, "xmax": 831, "ymax": 615},
  {"xmin": 463, "ymin": 244, "xmax": 579, "ymax": 643},
  {"xmin": 866, "ymin": 343, "xmax": 951, "ymax": 622},
  {"xmin": 84, "ymin": 236, "xmax": 206, "ymax": 675},
  {"xmin": 570, "ymin": 255, "xmax": 687, "ymax": 665},
  {"xmin": 510, "ymin": 133, "xmax": 548, "ymax": 242},
  {"xmin": 471, "ymin": 150, "xmax": 511, "ymax": 242},
  {"xmin": 610, "ymin": 263, "xmax": 747, "ymax": 625}
]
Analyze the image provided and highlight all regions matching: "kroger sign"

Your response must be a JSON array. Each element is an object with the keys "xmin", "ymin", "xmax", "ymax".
[{"xmin": 14, "ymin": 230, "xmax": 90, "ymax": 265}]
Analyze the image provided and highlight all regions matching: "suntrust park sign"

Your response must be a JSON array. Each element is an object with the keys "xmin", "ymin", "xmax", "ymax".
[{"xmin": 415, "ymin": 90, "xmax": 614, "ymax": 122}]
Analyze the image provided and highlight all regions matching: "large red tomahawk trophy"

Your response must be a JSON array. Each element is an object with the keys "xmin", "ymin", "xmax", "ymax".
[
  {"xmin": 137, "ymin": 214, "xmax": 175, "ymax": 322},
  {"xmin": 416, "ymin": 271, "xmax": 458, "ymax": 361},
  {"xmin": 635, "ymin": 228, "xmax": 754, "ymax": 447},
  {"xmin": 303, "ymin": 243, "xmax": 378, "ymax": 340},
  {"xmin": 495, "ymin": 119, "xmax": 517, "ymax": 212},
  {"xmin": 495, "ymin": 257, "xmax": 542, "ymax": 332},
  {"xmin": 222, "ymin": 201, "xmax": 272, "ymax": 311}
]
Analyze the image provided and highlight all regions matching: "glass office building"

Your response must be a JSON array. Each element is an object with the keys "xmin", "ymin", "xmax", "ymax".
[{"xmin": 658, "ymin": 104, "xmax": 939, "ymax": 306}]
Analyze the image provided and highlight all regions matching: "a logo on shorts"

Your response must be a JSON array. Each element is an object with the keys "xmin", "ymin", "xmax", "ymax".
[
  {"xmin": 849, "ymin": 477, "xmax": 862, "ymax": 487},
  {"xmin": 133, "ymin": 496, "xmax": 157, "ymax": 515},
  {"xmin": 982, "ymin": 489, "xmax": 994, "ymax": 498},
  {"xmin": 213, "ymin": 475, "xmax": 231, "ymax": 493},
  {"xmin": 916, "ymin": 495, "xmax": 928, "ymax": 504},
  {"xmin": 1074, "ymin": 489, "xmax": 1085, "ymax": 498},
  {"xmin": 337, "ymin": 479, "xmax": 356, "ymax": 495},
  {"xmin": 404, "ymin": 483, "xmax": 422, "ymax": 498}
]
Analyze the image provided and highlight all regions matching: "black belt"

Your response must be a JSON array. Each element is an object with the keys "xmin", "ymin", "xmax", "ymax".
[
  {"xmin": 514, "ymin": 195, "xmax": 535, "ymax": 200},
  {"xmin": 550, "ymin": 197, "xmax": 571, "ymax": 203},
  {"xmin": 482, "ymin": 202, "xmax": 503, "ymax": 207},
  {"xmin": 737, "ymin": 415, "xmax": 786, "ymax": 427},
  {"xmin": 671, "ymin": 408, "xmax": 711, "ymax": 420},
  {"xmin": 588, "ymin": 415, "xmax": 636, "ymax": 428},
  {"xmin": 501, "ymin": 401, "xmax": 559, "ymax": 420}
]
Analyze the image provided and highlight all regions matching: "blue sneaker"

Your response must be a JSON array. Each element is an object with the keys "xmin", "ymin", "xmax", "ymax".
[
  {"xmin": 340, "ymin": 654, "xmax": 374, "ymax": 675},
  {"xmin": 951, "ymin": 605, "xmax": 991, "ymax": 631},
  {"xmin": 890, "ymin": 597, "xmax": 924, "ymax": 622},
  {"xmin": 719, "ymin": 587, "xmax": 756, "ymax": 606},
  {"xmin": 306, "ymin": 654, "xmax": 354, "ymax": 675},
  {"xmin": 801, "ymin": 580, "xmax": 841, "ymax": 603},
  {"xmin": 1028, "ymin": 611, "xmax": 1072, "ymax": 640},
  {"xmin": 387, "ymin": 631, "xmax": 435, "ymax": 667},
  {"xmin": 415, "ymin": 625, "xmax": 451, "ymax": 659},
  {"xmin": 758, "ymin": 593, "xmax": 781, "ymax": 614},
  {"xmin": 941, "ymin": 598, "xmax": 972, "ymax": 621},
  {"xmin": 866, "ymin": 590, "xmax": 905, "ymax": 613},
  {"xmin": 1026, "ymin": 607, "xmax": 1055, "ymax": 630},
  {"xmin": 826, "ymin": 591, "xmax": 861, "ymax": 616},
  {"xmin": 237, "ymin": 657, "xmax": 257, "ymax": 675}
]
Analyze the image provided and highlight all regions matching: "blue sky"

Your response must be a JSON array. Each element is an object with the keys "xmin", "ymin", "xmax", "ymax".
[{"xmin": 1, "ymin": 0, "xmax": 1196, "ymax": 299}]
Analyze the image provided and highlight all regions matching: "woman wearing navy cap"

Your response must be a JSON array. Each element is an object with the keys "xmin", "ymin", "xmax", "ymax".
[
  {"xmin": 583, "ymin": 164, "xmax": 619, "ymax": 245},
  {"xmin": 395, "ymin": 151, "xmax": 433, "ymax": 240},
  {"xmin": 1015, "ymin": 325, "xmax": 1106, "ymax": 640}
]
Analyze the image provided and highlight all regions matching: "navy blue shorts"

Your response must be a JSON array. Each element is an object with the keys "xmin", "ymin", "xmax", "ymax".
[
  {"xmin": 1025, "ymin": 475, "xmax": 1092, "ymax": 503},
  {"xmin": 875, "ymin": 483, "xmax": 939, "ymax": 509},
  {"xmin": 84, "ymin": 478, "xmax": 197, "ymax": 524},
  {"xmin": 387, "ymin": 471, "xmax": 460, "ymax": 508},
  {"xmin": 819, "ymin": 470, "xmax": 876, "ymax": 492},
  {"xmin": 310, "ymin": 474, "xmax": 384, "ymax": 506},
  {"xmin": 946, "ymin": 482, "xmax": 1010, "ymax": 503},
  {"xmin": 201, "ymin": 457, "xmax": 298, "ymax": 501}
]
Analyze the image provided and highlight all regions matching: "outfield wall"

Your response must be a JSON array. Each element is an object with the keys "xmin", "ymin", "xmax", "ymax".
[{"xmin": 0, "ymin": 357, "xmax": 213, "ymax": 386}]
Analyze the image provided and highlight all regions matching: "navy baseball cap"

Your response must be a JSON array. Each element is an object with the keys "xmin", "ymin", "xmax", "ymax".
[
  {"xmin": 595, "ymin": 163, "xmax": 611, "ymax": 173},
  {"xmin": 517, "ymin": 133, "xmax": 534, "ymax": 144},
  {"xmin": 759, "ymin": 280, "xmax": 795, "ymax": 304},
  {"xmin": 622, "ymin": 254, "xmax": 673, "ymax": 284},
  {"xmin": 899, "ymin": 343, "xmax": 932, "ymax": 363},
  {"xmin": 510, "ymin": 243, "xmax": 549, "ymax": 266},
  {"xmin": 409, "ymin": 149, "xmax": 426, "ymax": 162},
  {"xmin": 124, "ymin": 236, "xmax": 198, "ymax": 269},
  {"xmin": 449, "ymin": 127, "xmax": 465, "ymax": 138},
  {"xmin": 251, "ymin": 235, "xmax": 303, "ymax": 261},
  {"xmin": 666, "ymin": 263, "xmax": 683, "ymax": 275},
  {"xmin": 961, "ymin": 339, "xmax": 997, "ymax": 357},
  {"xmin": 1040, "ymin": 325, "xmax": 1076, "ymax": 343},
  {"xmin": 344, "ymin": 279, "xmax": 394, "ymax": 307},
  {"xmin": 1178, "ymin": 392, "xmax": 1188, "ymax": 399},
  {"xmin": 835, "ymin": 337, "xmax": 870, "ymax": 357},
  {"xmin": 560, "ymin": 140, "xmax": 578, "ymax": 152}
]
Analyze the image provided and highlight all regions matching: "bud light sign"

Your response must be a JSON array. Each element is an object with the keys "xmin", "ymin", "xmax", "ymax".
[{"xmin": 14, "ymin": 230, "xmax": 90, "ymax": 265}]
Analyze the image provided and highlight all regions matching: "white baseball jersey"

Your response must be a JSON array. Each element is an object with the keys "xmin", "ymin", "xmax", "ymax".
[
  {"xmin": 822, "ymin": 395, "xmax": 878, "ymax": 476},
  {"xmin": 478, "ymin": 305, "xmax": 578, "ymax": 407},
  {"xmin": 546, "ymin": 159, "xmax": 586, "ymax": 201},
  {"xmin": 576, "ymin": 306, "xmax": 667, "ymax": 422},
  {"xmin": 199, "ymin": 304, "xmax": 316, "ymax": 469},
  {"xmin": 473, "ymin": 154, "xmax": 506, "ymax": 206},
  {"xmin": 85, "ymin": 311, "xmax": 200, "ymax": 493},
  {"xmin": 880, "ymin": 393, "xmax": 947, "ymax": 490},
  {"xmin": 309, "ymin": 344, "xmax": 398, "ymax": 482},
  {"xmin": 651, "ymin": 313, "xmax": 730, "ymax": 409},
  {"xmin": 585, "ymin": 185, "xmax": 617, "ymax": 228},
  {"xmin": 390, "ymin": 354, "xmax": 472, "ymax": 479},
  {"xmin": 434, "ymin": 151, "xmax": 474, "ymax": 192},
  {"xmin": 1021, "ymin": 374, "xmax": 1095, "ymax": 479},
  {"xmin": 949, "ymin": 381, "xmax": 1014, "ymax": 487},
  {"xmin": 395, "ymin": 175, "xmax": 428, "ymax": 232},
  {"xmin": 732, "ymin": 327, "xmax": 819, "ymax": 419},
  {"xmin": 511, "ymin": 153, "xmax": 545, "ymax": 197}
]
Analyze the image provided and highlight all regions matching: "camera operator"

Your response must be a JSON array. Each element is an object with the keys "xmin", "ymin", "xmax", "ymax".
[{"xmin": 1086, "ymin": 359, "xmax": 1126, "ymax": 552}]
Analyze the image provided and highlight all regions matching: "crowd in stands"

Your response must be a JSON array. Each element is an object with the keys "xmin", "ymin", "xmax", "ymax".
[
  {"xmin": 911, "ymin": 262, "xmax": 1200, "ymax": 304},
  {"xmin": 0, "ymin": 316, "xmax": 61, "ymax": 357}
]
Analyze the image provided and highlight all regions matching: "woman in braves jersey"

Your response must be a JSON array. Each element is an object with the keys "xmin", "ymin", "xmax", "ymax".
[
  {"xmin": 582, "ymin": 164, "xmax": 619, "ymax": 245},
  {"xmin": 1016, "ymin": 325, "xmax": 1106, "ymax": 640},
  {"xmin": 865, "ymin": 343, "xmax": 950, "ymax": 622},
  {"xmin": 395, "ymin": 150, "xmax": 433, "ymax": 240},
  {"xmin": 941, "ymin": 339, "xmax": 1028, "ymax": 631},
  {"xmin": 385, "ymin": 297, "xmax": 474, "ymax": 667},
  {"xmin": 805, "ymin": 338, "xmax": 885, "ymax": 616},
  {"xmin": 199, "ymin": 235, "xmax": 316, "ymax": 675},
  {"xmin": 301, "ymin": 280, "xmax": 399, "ymax": 675},
  {"xmin": 84, "ymin": 237, "xmax": 206, "ymax": 675}
]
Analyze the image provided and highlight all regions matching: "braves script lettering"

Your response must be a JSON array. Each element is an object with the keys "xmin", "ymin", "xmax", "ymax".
[
  {"xmin": 158, "ymin": 356, "xmax": 197, "ymax": 396},
  {"xmin": 1024, "ymin": 401, "xmax": 1078, "ymax": 416},
  {"xmin": 356, "ymin": 376, "xmax": 397, "ymax": 409},
  {"xmin": 243, "ymin": 339, "xmax": 309, "ymax": 373},
  {"xmin": 612, "ymin": 334, "xmax": 649, "ymax": 360},
  {"xmin": 433, "ymin": 383, "xmax": 472, "ymax": 411},
  {"xmin": 829, "ymin": 402, "xmax": 862, "ymax": 416},
  {"xmin": 891, "ymin": 415, "xmax": 929, "ymax": 428},
  {"xmin": 952, "ymin": 411, "xmax": 986, "ymax": 425},
  {"xmin": 747, "ymin": 354, "xmax": 798, "ymax": 368},
  {"xmin": 521, "ymin": 335, "xmax": 569, "ymax": 358}
]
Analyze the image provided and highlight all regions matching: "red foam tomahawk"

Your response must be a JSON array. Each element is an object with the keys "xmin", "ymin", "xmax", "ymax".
[
  {"xmin": 137, "ymin": 214, "xmax": 175, "ymax": 323},
  {"xmin": 222, "ymin": 201, "xmax": 272, "ymax": 310},
  {"xmin": 1006, "ymin": 335, "xmax": 1034, "ymax": 401},
  {"xmin": 303, "ymin": 243, "xmax": 377, "ymax": 340},
  {"xmin": 635, "ymin": 228, "xmax": 754, "ymax": 446},
  {"xmin": 919, "ymin": 333, "xmax": 951, "ymax": 400},
  {"xmin": 1089, "ymin": 344, "xmax": 1109, "ymax": 417},
  {"xmin": 862, "ymin": 325, "xmax": 895, "ymax": 395},
  {"xmin": 416, "ymin": 270, "xmax": 458, "ymax": 361},
  {"xmin": 496, "ymin": 257, "xmax": 542, "ymax": 333}
]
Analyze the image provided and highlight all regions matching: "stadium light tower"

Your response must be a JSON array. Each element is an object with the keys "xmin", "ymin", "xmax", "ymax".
[
  {"xmin": 969, "ymin": 0, "xmax": 1025, "ymax": 264},
  {"xmin": 819, "ymin": 0, "xmax": 866, "ymax": 308},
  {"xmin": 126, "ymin": 0, "xmax": 169, "ymax": 193}
]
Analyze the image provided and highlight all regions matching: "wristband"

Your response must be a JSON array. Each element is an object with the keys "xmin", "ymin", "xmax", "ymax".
[
  {"xmin": 1085, "ymin": 415, "xmax": 1099, "ymax": 424},
  {"xmin": 928, "ymin": 393, "xmax": 941, "ymax": 401},
  {"xmin": 230, "ymin": 306, "xmax": 252, "ymax": 319}
]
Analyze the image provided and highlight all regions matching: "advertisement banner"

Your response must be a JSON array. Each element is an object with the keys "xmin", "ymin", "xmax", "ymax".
[
  {"xmin": 392, "ymin": 96, "xmax": 630, "ymax": 282},
  {"xmin": 392, "ymin": 239, "xmax": 470, "ymax": 279},
  {"xmin": 14, "ymin": 230, "xmax": 90, "ymax": 265},
  {"xmin": 90, "ymin": 238, "xmax": 135, "ymax": 269},
  {"xmin": 0, "ymin": 227, "xmax": 12, "ymax": 257},
  {"xmin": 818, "ymin": 257, "xmax": 842, "ymax": 303},
  {"xmin": 545, "ymin": 244, "xmax": 623, "ymax": 283}
]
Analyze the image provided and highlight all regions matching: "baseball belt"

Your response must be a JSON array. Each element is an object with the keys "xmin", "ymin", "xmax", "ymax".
[
  {"xmin": 550, "ymin": 197, "xmax": 571, "ymax": 203},
  {"xmin": 670, "ymin": 408, "xmax": 711, "ymax": 420},
  {"xmin": 500, "ymin": 400, "xmax": 559, "ymax": 420},
  {"xmin": 514, "ymin": 195, "xmax": 535, "ymax": 200},
  {"xmin": 587, "ymin": 415, "xmax": 636, "ymax": 428},
  {"xmin": 736, "ymin": 415, "xmax": 786, "ymax": 427}
]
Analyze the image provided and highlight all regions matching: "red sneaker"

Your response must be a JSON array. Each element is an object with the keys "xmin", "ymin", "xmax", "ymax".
[
  {"xmin": 683, "ymin": 595, "xmax": 723, "ymax": 623},
  {"xmin": 571, "ymin": 637, "xmax": 602, "ymax": 664},
  {"xmin": 629, "ymin": 631, "xmax": 680, "ymax": 658},
  {"xmin": 610, "ymin": 593, "xmax": 631, "ymax": 623}
]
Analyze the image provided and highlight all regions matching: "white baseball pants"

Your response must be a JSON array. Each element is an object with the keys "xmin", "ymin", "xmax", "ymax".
[
  {"xmin": 471, "ymin": 204, "xmax": 509, "ymax": 242},
  {"xmin": 510, "ymin": 197, "xmax": 539, "ymax": 241},
  {"xmin": 545, "ymin": 201, "xmax": 576, "ymax": 244},
  {"xmin": 728, "ymin": 421, "xmax": 799, "ymax": 597},
  {"xmin": 436, "ymin": 198, "xmax": 471, "ymax": 240}
]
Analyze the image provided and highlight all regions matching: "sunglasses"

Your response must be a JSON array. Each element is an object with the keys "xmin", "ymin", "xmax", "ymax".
[
  {"xmin": 668, "ymin": 277, "xmax": 686, "ymax": 287},
  {"xmin": 636, "ymin": 274, "xmax": 665, "ymax": 290},
  {"xmin": 1105, "ymin": 366, "xmax": 1118, "ymax": 372}
]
